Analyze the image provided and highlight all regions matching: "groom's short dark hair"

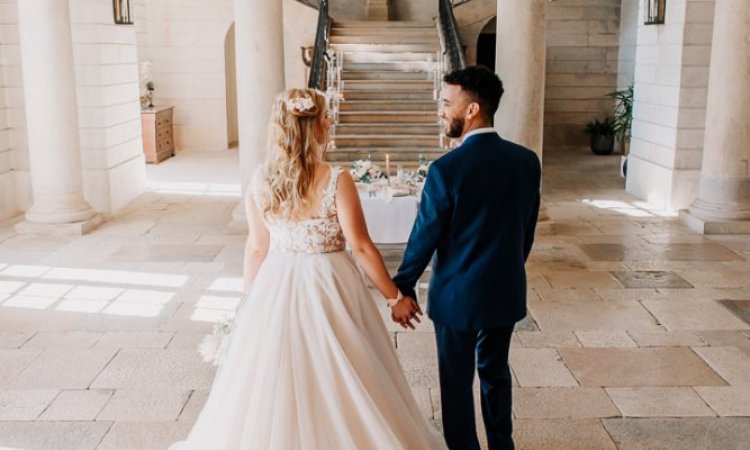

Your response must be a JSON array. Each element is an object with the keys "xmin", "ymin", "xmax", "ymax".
[{"xmin": 443, "ymin": 66, "xmax": 504, "ymax": 121}]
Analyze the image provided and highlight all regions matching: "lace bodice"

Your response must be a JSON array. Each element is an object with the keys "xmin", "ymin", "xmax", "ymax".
[{"xmin": 261, "ymin": 166, "xmax": 345, "ymax": 254}]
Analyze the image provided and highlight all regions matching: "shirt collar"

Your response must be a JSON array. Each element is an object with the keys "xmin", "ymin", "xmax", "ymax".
[{"xmin": 462, "ymin": 127, "xmax": 497, "ymax": 141}]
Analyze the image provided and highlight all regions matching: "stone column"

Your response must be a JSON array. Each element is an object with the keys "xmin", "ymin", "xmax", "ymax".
[
  {"xmin": 15, "ymin": 0, "xmax": 102, "ymax": 235},
  {"xmin": 681, "ymin": 0, "xmax": 750, "ymax": 234},
  {"xmin": 494, "ymin": 0, "xmax": 550, "ymax": 225},
  {"xmin": 228, "ymin": 0, "xmax": 285, "ymax": 233}
]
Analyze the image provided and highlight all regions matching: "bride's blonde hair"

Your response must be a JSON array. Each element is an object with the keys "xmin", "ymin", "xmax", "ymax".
[{"xmin": 258, "ymin": 88, "xmax": 329, "ymax": 220}]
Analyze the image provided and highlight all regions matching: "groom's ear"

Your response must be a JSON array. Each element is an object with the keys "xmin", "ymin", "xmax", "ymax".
[{"xmin": 467, "ymin": 102, "xmax": 480, "ymax": 120}]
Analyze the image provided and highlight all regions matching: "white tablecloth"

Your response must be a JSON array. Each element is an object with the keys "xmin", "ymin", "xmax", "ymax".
[{"xmin": 359, "ymin": 193, "xmax": 419, "ymax": 244}]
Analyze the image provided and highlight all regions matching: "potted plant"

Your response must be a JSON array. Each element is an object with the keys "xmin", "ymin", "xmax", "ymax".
[
  {"xmin": 584, "ymin": 116, "xmax": 616, "ymax": 155},
  {"xmin": 608, "ymin": 83, "xmax": 634, "ymax": 176}
]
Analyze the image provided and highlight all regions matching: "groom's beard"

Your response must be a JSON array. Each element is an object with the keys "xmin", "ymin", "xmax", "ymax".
[{"xmin": 445, "ymin": 116, "xmax": 465, "ymax": 139}]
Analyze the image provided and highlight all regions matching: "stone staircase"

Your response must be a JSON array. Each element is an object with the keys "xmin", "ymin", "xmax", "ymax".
[{"xmin": 327, "ymin": 21, "xmax": 445, "ymax": 169}]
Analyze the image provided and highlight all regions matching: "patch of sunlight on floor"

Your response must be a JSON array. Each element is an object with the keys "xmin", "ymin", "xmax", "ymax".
[
  {"xmin": 2, "ymin": 295, "xmax": 58, "ymax": 309},
  {"xmin": 146, "ymin": 181, "xmax": 241, "ymax": 197},
  {"xmin": 208, "ymin": 277, "xmax": 244, "ymax": 293},
  {"xmin": 0, "ymin": 265, "xmax": 51, "ymax": 277},
  {"xmin": 56, "ymin": 299, "xmax": 108, "ymax": 313},
  {"xmin": 581, "ymin": 198, "xmax": 680, "ymax": 218},
  {"xmin": 65, "ymin": 286, "xmax": 124, "ymax": 300},
  {"xmin": 0, "ymin": 280, "xmax": 25, "ymax": 294},
  {"xmin": 190, "ymin": 294, "xmax": 241, "ymax": 323},
  {"xmin": 17, "ymin": 283, "xmax": 74, "ymax": 298},
  {"xmin": 42, "ymin": 267, "xmax": 188, "ymax": 288}
]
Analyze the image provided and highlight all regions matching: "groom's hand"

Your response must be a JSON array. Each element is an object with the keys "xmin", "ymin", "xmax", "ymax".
[{"xmin": 390, "ymin": 296, "xmax": 422, "ymax": 330}]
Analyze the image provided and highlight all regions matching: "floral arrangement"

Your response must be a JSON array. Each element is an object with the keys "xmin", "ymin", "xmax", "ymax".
[
  {"xmin": 198, "ymin": 314, "xmax": 234, "ymax": 366},
  {"xmin": 416, "ymin": 154, "xmax": 430, "ymax": 182},
  {"xmin": 350, "ymin": 159, "xmax": 383, "ymax": 183}
]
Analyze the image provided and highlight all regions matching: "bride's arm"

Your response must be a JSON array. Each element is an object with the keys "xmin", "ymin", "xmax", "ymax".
[
  {"xmin": 336, "ymin": 172, "xmax": 421, "ymax": 326},
  {"xmin": 243, "ymin": 187, "xmax": 270, "ymax": 292}
]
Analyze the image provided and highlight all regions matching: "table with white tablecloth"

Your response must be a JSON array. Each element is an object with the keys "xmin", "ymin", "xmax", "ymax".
[{"xmin": 358, "ymin": 192, "xmax": 419, "ymax": 244}]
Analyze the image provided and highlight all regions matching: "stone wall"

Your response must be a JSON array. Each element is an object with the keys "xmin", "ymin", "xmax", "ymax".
[
  {"xmin": 283, "ymin": 0, "xmax": 319, "ymax": 90},
  {"xmin": 0, "ymin": 0, "xmax": 16, "ymax": 219},
  {"xmin": 617, "ymin": 0, "xmax": 638, "ymax": 89},
  {"xmin": 626, "ymin": 0, "xmax": 715, "ymax": 210},
  {"xmin": 135, "ymin": 0, "xmax": 234, "ymax": 153},
  {"xmin": 544, "ymin": 0, "xmax": 621, "ymax": 149},
  {"xmin": 390, "ymin": 0, "xmax": 437, "ymax": 21}
]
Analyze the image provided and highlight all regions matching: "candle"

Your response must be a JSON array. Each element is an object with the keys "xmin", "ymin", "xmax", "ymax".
[{"xmin": 385, "ymin": 153, "xmax": 391, "ymax": 185}]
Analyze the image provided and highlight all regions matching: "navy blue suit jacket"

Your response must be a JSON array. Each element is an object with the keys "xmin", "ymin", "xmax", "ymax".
[{"xmin": 393, "ymin": 132, "xmax": 541, "ymax": 331}]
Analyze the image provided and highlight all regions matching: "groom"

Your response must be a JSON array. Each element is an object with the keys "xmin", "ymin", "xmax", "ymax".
[{"xmin": 392, "ymin": 66, "xmax": 541, "ymax": 450}]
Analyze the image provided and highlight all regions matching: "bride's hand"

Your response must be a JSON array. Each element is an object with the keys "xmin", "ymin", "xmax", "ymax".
[{"xmin": 391, "ymin": 297, "xmax": 422, "ymax": 330}]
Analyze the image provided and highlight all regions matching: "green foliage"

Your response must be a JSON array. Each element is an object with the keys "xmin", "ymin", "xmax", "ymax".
[
  {"xmin": 584, "ymin": 117, "xmax": 616, "ymax": 136},
  {"xmin": 608, "ymin": 83, "xmax": 634, "ymax": 141}
]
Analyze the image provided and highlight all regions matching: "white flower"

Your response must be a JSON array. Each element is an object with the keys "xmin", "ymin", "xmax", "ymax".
[
  {"xmin": 286, "ymin": 96, "xmax": 315, "ymax": 112},
  {"xmin": 198, "ymin": 314, "xmax": 234, "ymax": 366}
]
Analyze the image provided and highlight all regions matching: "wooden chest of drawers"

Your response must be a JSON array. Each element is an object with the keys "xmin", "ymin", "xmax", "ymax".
[{"xmin": 141, "ymin": 106, "xmax": 175, "ymax": 163}]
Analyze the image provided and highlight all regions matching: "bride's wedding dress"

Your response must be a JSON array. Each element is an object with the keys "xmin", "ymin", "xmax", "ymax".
[{"xmin": 171, "ymin": 166, "xmax": 444, "ymax": 450}]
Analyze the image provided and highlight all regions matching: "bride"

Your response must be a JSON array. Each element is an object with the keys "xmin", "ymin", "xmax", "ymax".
[{"xmin": 171, "ymin": 88, "xmax": 445, "ymax": 450}]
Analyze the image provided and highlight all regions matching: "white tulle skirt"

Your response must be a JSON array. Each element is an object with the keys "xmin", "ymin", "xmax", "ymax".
[{"xmin": 171, "ymin": 251, "xmax": 445, "ymax": 450}]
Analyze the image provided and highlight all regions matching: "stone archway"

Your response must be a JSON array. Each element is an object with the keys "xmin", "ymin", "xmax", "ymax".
[{"xmin": 476, "ymin": 17, "xmax": 496, "ymax": 71}]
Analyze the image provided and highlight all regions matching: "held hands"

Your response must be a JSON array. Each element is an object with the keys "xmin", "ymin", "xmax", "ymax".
[{"xmin": 390, "ymin": 296, "xmax": 423, "ymax": 330}]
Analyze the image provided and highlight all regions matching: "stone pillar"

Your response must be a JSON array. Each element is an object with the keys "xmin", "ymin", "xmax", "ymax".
[
  {"xmin": 228, "ymin": 0, "xmax": 285, "ymax": 233},
  {"xmin": 15, "ymin": 0, "xmax": 102, "ymax": 235},
  {"xmin": 494, "ymin": 0, "xmax": 550, "ymax": 225},
  {"xmin": 681, "ymin": 0, "xmax": 750, "ymax": 234}
]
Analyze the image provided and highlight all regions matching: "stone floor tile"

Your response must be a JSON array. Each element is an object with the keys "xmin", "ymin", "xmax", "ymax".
[
  {"xmin": 97, "ymin": 389, "xmax": 191, "ymax": 421},
  {"xmin": 177, "ymin": 389, "xmax": 208, "ymax": 425},
  {"xmin": 0, "ymin": 421, "xmax": 111, "ymax": 450},
  {"xmin": 514, "ymin": 419, "xmax": 617, "ymax": 450},
  {"xmin": 676, "ymin": 269, "xmax": 749, "ymax": 289},
  {"xmin": 8, "ymin": 349, "xmax": 117, "ymax": 389},
  {"xmin": 91, "ymin": 350, "xmax": 216, "ymax": 390},
  {"xmin": 22, "ymin": 331, "xmax": 103, "ymax": 349},
  {"xmin": 0, "ymin": 389, "xmax": 59, "ymax": 420},
  {"xmin": 642, "ymin": 299, "xmax": 749, "ymax": 331},
  {"xmin": 107, "ymin": 244, "xmax": 224, "ymax": 263},
  {"xmin": 515, "ymin": 331, "xmax": 581, "ymax": 348},
  {"xmin": 38, "ymin": 389, "xmax": 113, "ymax": 421},
  {"xmin": 513, "ymin": 387, "xmax": 619, "ymax": 419},
  {"xmin": 559, "ymin": 348, "xmax": 726, "ymax": 387},
  {"xmin": 647, "ymin": 243, "xmax": 743, "ymax": 261},
  {"xmin": 532, "ymin": 287, "xmax": 600, "ymax": 302},
  {"xmin": 603, "ymin": 417, "xmax": 750, "ymax": 450},
  {"xmin": 96, "ymin": 420, "xmax": 192, "ymax": 450},
  {"xmin": 166, "ymin": 332, "xmax": 206, "ymax": 350},
  {"xmin": 411, "ymin": 386, "xmax": 434, "ymax": 419},
  {"xmin": 692, "ymin": 346, "xmax": 750, "ymax": 385},
  {"xmin": 510, "ymin": 348, "xmax": 578, "ymax": 387},
  {"xmin": 612, "ymin": 270, "xmax": 693, "ymax": 289},
  {"xmin": 718, "ymin": 300, "xmax": 750, "ymax": 326},
  {"xmin": 0, "ymin": 349, "xmax": 42, "ymax": 386},
  {"xmin": 695, "ymin": 330, "xmax": 750, "ymax": 349},
  {"xmin": 593, "ymin": 288, "xmax": 666, "ymax": 302},
  {"xmin": 628, "ymin": 330, "xmax": 707, "ymax": 347},
  {"xmin": 606, "ymin": 387, "xmax": 715, "ymax": 417},
  {"xmin": 575, "ymin": 330, "xmax": 637, "ymax": 347},
  {"xmin": 642, "ymin": 234, "xmax": 711, "ymax": 244},
  {"xmin": 93, "ymin": 332, "xmax": 174, "ymax": 349},
  {"xmin": 395, "ymin": 332, "xmax": 439, "ymax": 388},
  {"xmin": 529, "ymin": 299, "xmax": 659, "ymax": 332},
  {"xmin": 578, "ymin": 243, "xmax": 655, "ymax": 262},
  {"xmin": 695, "ymin": 386, "xmax": 750, "ymax": 416},
  {"xmin": 542, "ymin": 271, "xmax": 622, "ymax": 289},
  {"xmin": 658, "ymin": 287, "xmax": 729, "ymax": 301},
  {"xmin": 0, "ymin": 333, "xmax": 33, "ymax": 349}
]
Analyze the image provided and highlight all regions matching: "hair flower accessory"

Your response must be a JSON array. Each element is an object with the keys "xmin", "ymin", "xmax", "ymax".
[{"xmin": 286, "ymin": 96, "xmax": 315, "ymax": 112}]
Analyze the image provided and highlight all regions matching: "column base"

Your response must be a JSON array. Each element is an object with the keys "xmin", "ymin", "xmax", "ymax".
[
  {"xmin": 679, "ymin": 209, "xmax": 750, "ymax": 234},
  {"xmin": 15, "ymin": 214, "xmax": 104, "ymax": 236}
]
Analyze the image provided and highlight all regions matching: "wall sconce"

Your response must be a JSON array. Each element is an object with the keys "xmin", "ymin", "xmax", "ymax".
[
  {"xmin": 113, "ymin": 0, "xmax": 133, "ymax": 25},
  {"xmin": 644, "ymin": 0, "xmax": 666, "ymax": 25}
]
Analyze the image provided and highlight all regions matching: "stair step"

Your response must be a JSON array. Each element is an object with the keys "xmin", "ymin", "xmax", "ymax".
[
  {"xmin": 343, "ymin": 52, "xmax": 437, "ymax": 63},
  {"xmin": 332, "ymin": 35, "xmax": 438, "ymax": 45},
  {"xmin": 345, "ymin": 90, "xmax": 436, "ymax": 100},
  {"xmin": 333, "ymin": 21, "xmax": 435, "ymax": 28},
  {"xmin": 332, "ymin": 43, "xmax": 440, "ymax": 54},
  {"xmin": 344, "ymin": 61, "xmax": 435, "ymax": 72},
  {"xmin": 343, "ymin": 80, "xmax": 434, "ymax": 90},
  {"xmin": 343, "ymin": 71, "xmax": 432, "ymax": 81},
  {"xmin": 339, "ymin": 111, "xmax": 437, "ymax": 123},
  {"xmin": 340, "ymin": 100, "xmax": 437, "ymax": 112},
  {"xmin": 335, "ymin": 134, "xmax": 440, "ymax": 147},
  {"xmin": 336, "ymin": 123, "xmax": 440, "ymax": 135},
  {"xmin": 332, "ymin": 28, "xmax": 437, "ymax": 37}
]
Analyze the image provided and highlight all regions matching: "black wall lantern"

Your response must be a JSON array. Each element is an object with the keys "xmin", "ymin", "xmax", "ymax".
[
  {"xmin": 113, "ymin": 0, "xmax": 133, "ymax": 25},
  {"xmin": 644, "ymin": 0, "xmax": 666, "ymax": 25}
]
